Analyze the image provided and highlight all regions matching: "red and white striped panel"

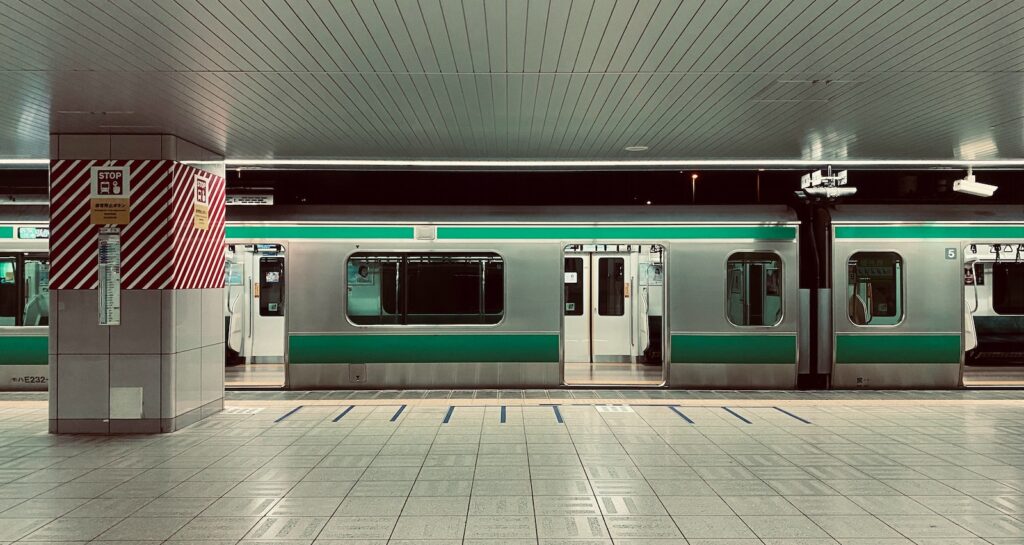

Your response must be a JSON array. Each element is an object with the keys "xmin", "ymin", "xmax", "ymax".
[
  {"xmin": 170, "ymin": 163, "xmax": 226, "ymax": 289},
  {"xmin": 49, "ymin": 160, "xmax": 172, "ymax": 290}
]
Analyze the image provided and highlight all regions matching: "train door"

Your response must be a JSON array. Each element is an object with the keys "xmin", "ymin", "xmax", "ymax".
[
  {"xmin": 224, "ymin": 243, "xmax": 286, "ymax": 387},
  {"xmin": 962, "ymin": 243, "xmax": 1024, "ymax": 387},
  {"xmin": 563, "ymin": 244, "xmax": 665, "ymax": 386}
]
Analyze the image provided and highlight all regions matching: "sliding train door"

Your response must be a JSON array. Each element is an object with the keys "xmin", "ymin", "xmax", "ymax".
[
  {"xmin": 224, "ymin": 243, "xmax": 286, "ymax": 387},
  {"xmin": 563, "ymin": 244, "xmax": 665, "ymax": 386}
]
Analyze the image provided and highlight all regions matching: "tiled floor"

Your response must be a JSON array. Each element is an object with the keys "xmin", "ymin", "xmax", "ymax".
[{"xmin": 2, "ymin": 391, "xmax": 1024, "ymax": 544}]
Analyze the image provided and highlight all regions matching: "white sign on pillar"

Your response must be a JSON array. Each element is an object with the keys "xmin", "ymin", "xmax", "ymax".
[{"xmin": 98, "ymin": 226, "xmax": 121, "ymax": 326}]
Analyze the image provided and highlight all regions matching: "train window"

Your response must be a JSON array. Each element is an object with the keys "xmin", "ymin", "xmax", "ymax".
[
  {"xmin": 726, "ymin": 252, "xmax": 783, "ymax": 326},
  {"xmin": 0, "ymin": 258, "xmax": 16, "ymax": 326},
  {"xmin": 22, "ymin": 259, "xmax": 49, "ymax": 326},
  {"xmin": 992, "ymin": 263, "xmax": 1024, "ymax": 314},
  {"xmin": 564, "ymin": 258, "xmax": 584, "ymax": 316},
  {"xmin": 0, "ymin": 255, "xmax": 48, "ymax": 327},
  {"xmin": 597, "ymin": 257, "xmax": 625, "ymax": 316},
  {"xmin": 847, "ymin": 252, "xmax": 903, "ymax": 326},
  {"xmin": 347, "ymin": 253, "xmax": 503, "ymax": 325}
]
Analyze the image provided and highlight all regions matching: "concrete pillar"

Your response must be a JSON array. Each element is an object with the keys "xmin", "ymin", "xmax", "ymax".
[{"xmin": 48, "ymin": 134, "xmax": 226, "ymax": 433}]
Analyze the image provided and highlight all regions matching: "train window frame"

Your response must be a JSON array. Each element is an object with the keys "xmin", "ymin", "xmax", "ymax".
[
  {"xmin": 344, "ymin": 250, "xmax": 507, "ymax": 328},
  {"xmin": 846, "ymin": 251, "xmax": 905, "ymax": 327},
  {"xmin": 0, "ymin": 253, "xmax": 49, "ymax": 328},
  {"xmin": 992, "ymin": 262, "xmax": 1024, "ymax": 315},
  {"xmin": 724, "ymin": 251, "xmax": 784, "ymax": 328}
]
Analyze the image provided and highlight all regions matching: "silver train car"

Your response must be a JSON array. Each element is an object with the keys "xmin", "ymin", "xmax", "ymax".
[
  {"xmin": 1, "ymin": 204, "xmax": 1021, "ymax": 390},
  {"xmin": 225, "ymin": 206, "xmax": 802, "ymax": 389},
  {"xmin": 827, "ymin": 206, "xmax": 1023, "ymax": 388}
]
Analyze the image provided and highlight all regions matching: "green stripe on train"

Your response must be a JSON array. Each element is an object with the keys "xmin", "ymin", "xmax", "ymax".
[
  {"xmin": 670, "ymin": 334, "xmax": 796, "ymax": 364},
  {"xmin": 0, "ymin": 226, "xmax": 13, "ymax": 239},
  {"xmin": 226, "ymin": 226, "xmax": 415, "ymax": 239},
  {"xmin": 835, "ymin": 225, "xmax": 1024, "ymax": 239},
  {"xmin": 437, "ymin": 226, "xmax": 796, "ymax": 240},
  {"xmin": 289, "ymin": 334, "xmax": 560, "ymax": 364},
  {"xmin": 0, "ymin": 337, "xmax": 47, "ymax": 365},
  {"xmin": 835, "ymin": 334, "xmax": 961, "ymax": 364}
]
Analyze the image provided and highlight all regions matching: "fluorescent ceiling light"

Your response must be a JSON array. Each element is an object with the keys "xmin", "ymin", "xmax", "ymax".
[
  {"xmin": 0, "ymin": 159, "xmax": 49, "ymax": 165},
  {"xmin": 224, "ymin": 158, "xmax": 1024, "ymax": 168}
]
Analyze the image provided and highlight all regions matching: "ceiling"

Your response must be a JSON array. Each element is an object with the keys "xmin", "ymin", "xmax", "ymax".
[{"xmin": 0, "ymin": 0, "xmax": 1021, "ymax": 163}]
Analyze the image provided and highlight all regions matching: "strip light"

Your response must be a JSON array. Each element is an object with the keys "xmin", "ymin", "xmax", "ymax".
[
  {"xmin": 3, "ymin": 158, "xmax": 1024, "ymax": 168},
  {"xmin": 0, "ymin": 159, "xmax": 50, "ymax": 165},
  {"xmin": 223, "ymin": 158, "xmax": 1024, "ymax": 168}
]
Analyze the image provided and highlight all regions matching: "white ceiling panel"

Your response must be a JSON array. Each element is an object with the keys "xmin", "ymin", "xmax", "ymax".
[{"xmin": 0, "ymin": 0, "xmax": 1020, "ymax": 162}]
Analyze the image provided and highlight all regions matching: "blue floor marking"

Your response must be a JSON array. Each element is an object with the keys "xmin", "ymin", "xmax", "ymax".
[
  {"xmin": 390, "ymin": 405, "xmax": 406, "ymax": 422},
  {"xmin": 332, "ymin": 405, "xmax": 355, "ymax": 422},
  {"xmin": 443, "ymin": 406, "xmax": 455, "ymax": 424},
  {"xmin": 722, "ymin": 406, "xmax": 751, "ymax": 424},
  {"xmin": 500, "ymin": 405, "xmax": 506, "ymax": 424},
  {"xmin": 774, "ymin": 406, "xmax": 812, "ymax": 424},
  {"xmin": 274, "ymin": 406, "xmax": 303, "ymax": 423},
  {"xmin": 669, "ymin": 405, "xmax": 694, "ymax": 424},
  {"xmin": 552, "ymin": 405, "xmax": 564, "ymax": 424}
]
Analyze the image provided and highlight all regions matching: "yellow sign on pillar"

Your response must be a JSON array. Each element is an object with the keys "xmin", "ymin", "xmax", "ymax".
[
  {"xmin": 193, "ymin": 172, "xmax": 210, "ymax": 230},
  {"xmin": 89, "ymin": 166, "xmax": 131, "ymax": 225}
]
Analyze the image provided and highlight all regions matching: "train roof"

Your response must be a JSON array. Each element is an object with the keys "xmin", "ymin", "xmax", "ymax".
[
  {"xmin": 223, "ymin": 205, "xmax": 799, "ymax": 224},
  {"xmin": 831, "ymin": 205, "xmax": 1023, "ymax": 224}
]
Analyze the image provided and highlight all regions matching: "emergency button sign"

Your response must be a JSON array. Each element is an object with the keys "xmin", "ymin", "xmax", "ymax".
[{"xmin": 89, "ymin": 166, "xmax": 132, "ymax": 225}]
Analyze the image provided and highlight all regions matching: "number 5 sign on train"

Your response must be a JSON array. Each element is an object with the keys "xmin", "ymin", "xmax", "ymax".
[{"xmin": 89, "ymin": 166, "xmax": 132, "ymax": 225}]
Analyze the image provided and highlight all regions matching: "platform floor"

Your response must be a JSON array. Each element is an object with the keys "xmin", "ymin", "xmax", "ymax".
[{"xmin": 2, "ymin": 391, "xmax": 1024, "ymax": 544}]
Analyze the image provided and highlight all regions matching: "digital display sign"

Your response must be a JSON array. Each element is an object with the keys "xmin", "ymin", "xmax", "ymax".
[{"xmin": 17, "ymin": 227, "xmax": 50, "ymax": 239}]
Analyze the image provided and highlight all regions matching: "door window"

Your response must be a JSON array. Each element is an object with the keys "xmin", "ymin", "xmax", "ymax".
[
  {"xmin": 847, "ymin": 252, "xmax": 903, "ymax": 326},
  {"xmin": 597, "ymin": 257, "xmax": 625, "ymax": 316},
  {"xmin": 0, "ymin": 258, "xmax": 16, "ymax": 326},
  {"xmin": 993, "ymin": 262, "xmax": 1024, "ymax": 314},
  {"xmin": 564, "ymin": 257, "xmax": 584, "ymax": 316}
]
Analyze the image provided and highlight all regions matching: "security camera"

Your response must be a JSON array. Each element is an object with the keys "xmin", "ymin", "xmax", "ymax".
[
  {"xmin": 804, "ymin": 186, "xmax": 857, "ymax": 198},
  {"xmin": 953, "ymin": 168, "xmax": 998, "ymax": 197}
]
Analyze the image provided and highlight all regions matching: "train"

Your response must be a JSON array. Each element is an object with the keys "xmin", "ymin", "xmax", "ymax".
[{"xmin": 1, "ymin": 204, "xmax": 1021, "ymax": 390}]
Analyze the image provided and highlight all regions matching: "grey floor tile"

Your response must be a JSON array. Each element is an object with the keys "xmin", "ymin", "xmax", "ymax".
[
  {"xmin": 409, "ymin": 480, "xmax": 472, "ymax": 497},
  {"xmin": 286, "ymin": 481, "xmax": 355, "ymax": 498},
  {"xmin": 243, "ymin": 516, "xmax": 328, "ymax": 540},
  {"xmin": 0, "ymin": 498, "xmax": 86, "ymax": 518},
  {"xmin": 671, "ymin": 515, "xmax": 756, "ymax": 539},
  {"xmin": 536, "ymin": 515, "xmax": 609, "ymax": 538},
  {"xmin": 464, "ymin": 515, "xmax": 536, "ymax": 539},
  {"xmin": 97, "ymin": 517, "xmax": 192, "ymax": 541},
  {"xmin": 390, "ymin": 515, "xmax": 466, "ymax": 540},
  {"xmin": 597, "ymin": 495, "xmax": 667, "ymax": 516},
  {"xmin": 723, "ymin": 496, "xmax": 801, "ymax": 515},
  {"xmin": 534, "ymin": 496, "xmax": 601, "ymax": 516},
  {"xmin": 334, "ymin": 496, "xmax": 406, "ymax": 517},
  {"xmin": 268, "ymin": 497, "xmax": 343, "ymax": 517},
  {"xmin": 741, "ymin": 515, "xmax": 830, "ymax": 538},
  {"xmin": 170, "ymin": 516, "xmax": 262, "ymax": 541},
  {"xmin": 469, "ymin": 496, "xmax": 534, "ymax": 516},
  {"xmin": 943, "ymin": 514, "xmax": 1024, "ymax": 538},
  {"xmin": 402, "ymin": 496, "xmax": 470, "ymax": 516},
  {"xmin": 134, "ymin": 497, "xmax": 216, "ymax": 517},
  {"xmin": 62, "ymin": 498, "xmax": 144, "ymax": 518},
  {"xmin": 201, "ymin": 497, "xmax": 279, "ymax": 517},
  {"xmin": 21, "ymin": 516, "xmax": 121, "ymax": 541},
  {"xmin": 809, "ymin": 515, "xmax": 903, "ymax": 538},
  {"xmin": 603, "ymin": 515, "xmax": 682, "ymax": 538},
  {"xmin": 876, "ymin": 514, "xmax": 975, "ymax": 538},
  {"xmin": 660, "ymin": 495, "xmax": 734, "ymax": 516}
]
